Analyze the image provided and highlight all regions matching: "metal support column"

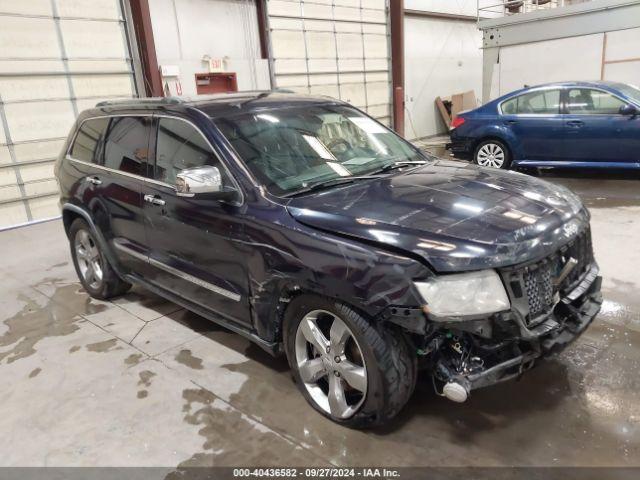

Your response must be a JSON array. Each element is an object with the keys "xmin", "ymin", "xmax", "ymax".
[
  {"xmin": 129, "ymin": 0, "xmax": 163, "ymax": 97},
  {"xmin": 390, "ymin": 0, "xmax": 404, "ymax": 136}
]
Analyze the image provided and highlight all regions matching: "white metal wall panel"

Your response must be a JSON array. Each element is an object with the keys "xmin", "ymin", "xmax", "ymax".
[
  {"xmin": 495, "ymin": 27, "xmax": 640, "ymax": 97},
  {"xmin": 404, "ymin": 15, "xmax": 482, "ymax": 139},
  {"xmin": 405, "ymin": 0, "xmax": 498, "ymax": 17},
  {"xmin": 266, "ymin": 0, "xmax": 391, "ymax": 125},
  {"xmin": 495, "ymin": 34, "xmax": 604, "ymax": 98},
  {"xmin": 605, "ymin": 27, "xmax": 640, "ymax": 61},
  {"xmin": 148, "ymin": 0, "xmax": 271, "ymax": 96},
  {"xmin": 604, "ymin": 61, "xmax": 640, "ymax": 84},
  {"xmin": 602, "ymin": 27, "xmax": 640, "ymax": 85},
  {"xmin": 0, "ymin": 0, "xmax": 138, "ymax": 229}
]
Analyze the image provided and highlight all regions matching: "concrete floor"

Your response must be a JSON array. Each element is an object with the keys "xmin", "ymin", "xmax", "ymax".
[{"xmin": 0, "ymin": 163, "xmax": 639, "ymax": 470}]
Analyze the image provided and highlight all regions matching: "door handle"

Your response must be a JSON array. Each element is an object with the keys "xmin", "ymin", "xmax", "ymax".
[
  {"xmin": 566, "ymin": 120, "xmax": 584, "ymax": 128},
  {"xmin": 144, "ymin": 194, "xmax": 166, "ymax": 206},
  {"xmin": 86, "ymin": 176, "xmax": 102, "ymax": 186},
  {"xmin": 505, "ymin": 120, "xmax": 517, "ymax": 125}
]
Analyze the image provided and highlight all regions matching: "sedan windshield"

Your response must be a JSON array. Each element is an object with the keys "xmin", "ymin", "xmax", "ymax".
[{"xmin": 213, "ymin": 105, "xmax": 428, "ymax": 196}]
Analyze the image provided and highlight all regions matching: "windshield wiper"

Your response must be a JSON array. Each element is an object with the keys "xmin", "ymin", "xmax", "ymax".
[
  {"xmin": 284, "ymin": 160, "xmax": 430, "ymax": 198},
  {"xmin": 370, "ymin": 160, "xmax": 429, "ymax": 175},
  {"xmin": 284, "ymin": 175, "xmax": 378, "ymax": 198}
]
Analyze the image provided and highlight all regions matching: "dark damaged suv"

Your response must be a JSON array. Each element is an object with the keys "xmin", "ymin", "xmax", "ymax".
[{"xmin": 55, "ymin": 92, "xmax": 602, "ymax": 427}]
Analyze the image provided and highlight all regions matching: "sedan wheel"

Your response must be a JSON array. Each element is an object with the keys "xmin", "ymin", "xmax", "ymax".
[
  {"xmin": 476, "ymin": 142, "xmax": 506, "ymax": 168},
  {"xmin": 74, "ymin": 228, "xmax": 104, "ymax": 290},
  {"xmin": 294, "ymin": 309, "xmax": 367, "ymax": 419}
]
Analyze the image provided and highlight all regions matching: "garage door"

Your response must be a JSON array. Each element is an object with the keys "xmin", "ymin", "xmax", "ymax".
[
  {"xmin": 265, "ymin": 0, "xmax": 391, "ymax": 126},
  {"xmin": 404, "ymin": 14, "xmax": 482, "ymax": 139},
  {"xmin": 0, "ymin": 0, "xmax": 139, "ymax": 229}
]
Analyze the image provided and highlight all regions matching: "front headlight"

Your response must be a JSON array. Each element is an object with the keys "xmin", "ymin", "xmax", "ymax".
[{"xmin": 414, "ymin": 270, "xmax": 510, "ymax": 318}]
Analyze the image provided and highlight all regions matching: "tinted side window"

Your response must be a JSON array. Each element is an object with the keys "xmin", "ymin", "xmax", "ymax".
[
  {"xmin": 70, "ymin": 118, "xmax": 109, "ymax": 163},
  {"xmin": 154, "ymin": 118, "xmax": 226, "ymax": 185},
  {"xmin": 567, "ymin": 88, "xmax": 625, "ymax": 115},
  {"xmin": 103, "ymin": 116, "xmax": 151, "ymax": 176},
  {"xmin": 510, "ymin": 89, "xmax": 560, "ymax": 114},
  {"xmin": 501, "ymin": 97, "xmax": 517, "ymax": 115}
]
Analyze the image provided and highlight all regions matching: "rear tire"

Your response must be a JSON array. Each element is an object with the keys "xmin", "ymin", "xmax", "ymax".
[
  {"xmin": 283, "ymin": 294, "xmax": 416, "ymax": 428},
  {"xmin": 69, "ymin": 218, "xmax": 131, "ymax": 300},
  {"xmin": 474, "ymin": 139, "xmax": 511, "ymax": 169}
]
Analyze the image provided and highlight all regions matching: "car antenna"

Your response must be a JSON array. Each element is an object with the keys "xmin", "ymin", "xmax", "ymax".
[{"xmin": 232, "ymin": 91, "xmax": 272, "ymax": 109}]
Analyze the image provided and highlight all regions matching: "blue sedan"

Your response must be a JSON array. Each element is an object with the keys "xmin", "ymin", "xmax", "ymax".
[{"xmin": 448, "ymin": 81, "xmax": 640, "ymax": 169}]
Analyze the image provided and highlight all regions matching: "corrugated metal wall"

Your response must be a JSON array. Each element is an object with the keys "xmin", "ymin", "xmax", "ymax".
[
  {"xmin": 265, "ymin": 0, "xmax": 391, "ymax": 125},
  {"xmin": 0, "ymin": 0, "xmax": 139, "ymax": 229}
]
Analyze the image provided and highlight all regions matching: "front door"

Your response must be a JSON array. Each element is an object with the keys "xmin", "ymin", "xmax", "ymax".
[
  {"xmin": 562, "ymin": 87, "xmax": 639, "ymax": 164},
  {"xmin": 142, "ymin": 116, "xmax": 252, "ymax": 326}
]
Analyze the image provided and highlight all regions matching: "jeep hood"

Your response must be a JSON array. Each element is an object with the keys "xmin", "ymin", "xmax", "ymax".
[{"xmin": 286, "ymin": 160, "xmax": 589, "ymax": 272}]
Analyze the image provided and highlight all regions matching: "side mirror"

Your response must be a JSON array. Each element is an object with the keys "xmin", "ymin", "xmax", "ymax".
[
  {"xmin": 619, "ymin": 104, "xmax": 638, "ymax": 116},
  {"xmin": 175, "ymin": 166, "xmax": 238, "ymax": 201}
]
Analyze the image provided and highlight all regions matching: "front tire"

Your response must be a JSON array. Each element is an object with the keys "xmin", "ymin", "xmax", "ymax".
[
  {"xmin": 474, "ymin": 139, "xmax": 511, "ymax": 169},
  {"xmin": 283, "ymin": 295, "xmax": 416, "ymax": 428},
  {"xmin": 69, "ymin": 218, "xmax": 131, "ymax": 300}
]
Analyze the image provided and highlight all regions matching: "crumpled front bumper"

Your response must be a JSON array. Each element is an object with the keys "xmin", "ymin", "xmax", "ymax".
[{"xmin": 459, "ymin": 271, "xmax": 603, "ymax": 391}]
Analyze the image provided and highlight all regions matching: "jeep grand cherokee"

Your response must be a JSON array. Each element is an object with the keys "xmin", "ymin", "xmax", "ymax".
[{"xmin": 54, "ymin": 92, "xmax": 602, "ymax": 427}]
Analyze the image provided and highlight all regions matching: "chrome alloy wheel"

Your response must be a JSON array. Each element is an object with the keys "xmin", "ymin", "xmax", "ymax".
[
  {"xmin": 476, "ymin": 142, "xmax": 505, "ymax": 168},
  {"xmin": 294, "ymin": 310, "xmax": 367, "ymax": 419},
  {"xmin": 74, "ymin": 229, "xmax": 104, "ymax": 290}
]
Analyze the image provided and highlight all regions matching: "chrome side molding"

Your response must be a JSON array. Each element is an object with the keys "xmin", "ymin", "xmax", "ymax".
[{"xmin": 113, "ymin": 241, "xmax": 241, "ymax": 302}]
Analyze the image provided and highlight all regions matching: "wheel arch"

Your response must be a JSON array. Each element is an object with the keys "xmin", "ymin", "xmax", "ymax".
[
  {"xmin": 61, "ymin": 203, "xmax": 125, "ymax": 279},
  {"xmin": 255, "ymin": 281, "xmax": 368, "ymax": 347},
  {"xmin": 473, "ymin": 135, "xmax": 513, "ymax": 158}
]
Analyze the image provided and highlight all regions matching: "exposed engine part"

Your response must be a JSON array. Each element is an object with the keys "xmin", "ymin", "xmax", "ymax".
[
  {"xmin": 442, "ymin": 381, "xmax": 469, "ymax": 403},
  {"xmin": 416, "ymin": 334, "xmax": 444, "ymax": 356}
]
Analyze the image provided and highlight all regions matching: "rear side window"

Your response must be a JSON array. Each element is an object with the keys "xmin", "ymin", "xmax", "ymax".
[
  {"xmin": 103, "ymin": 116, "xmax": 152, "ymax": 176},
  {"xmin": 567, "ymin": 88, "xmax": 625, "ymax": 115},
  {"xmin": 154, "ymin": 117, "xmax": 227, "ymax": 185},
  {"xmin": 70, "ymin": 118, "xmax": 109, "ymax": 163},
  {"xmin": 501, "ymin": 89, "xmax": 560, "ymax": 115}
]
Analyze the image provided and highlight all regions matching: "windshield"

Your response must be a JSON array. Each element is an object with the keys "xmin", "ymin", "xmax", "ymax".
[
  {"xmin": 615, "ymin": 83, "xmax": 640, "ymax": 106},
  {"xmin": 213, "ymin": 105, "xmax": 428, "ymax": 196}
]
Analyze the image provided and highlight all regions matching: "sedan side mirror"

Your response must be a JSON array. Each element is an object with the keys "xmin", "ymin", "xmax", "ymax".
[
  {"xmin": 175, "ymin": 165, "xmax": 238, "ymax": 201},
  {"xmin": 619, "ymin": 104, "xmax": 638, "ymax": 116}
]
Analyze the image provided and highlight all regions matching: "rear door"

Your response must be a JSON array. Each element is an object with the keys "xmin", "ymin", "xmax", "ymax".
[
  {"xmin": 500, "ymin": 88, "xmax": 563, "ymax": 161},
  {"xmin": 98, "ymin": 115, "xmax": 153, "ymax": 272},
  {"xmin": 142, "ymin": 115, "xmax": 252, "ymax": 327},
  {"xmin": 562, "ymin": 87, "xmax": 638, "ymax": 164},
  {"xmin": 67, "ymin": 117, "xmax": 110, "ymax": 209}
]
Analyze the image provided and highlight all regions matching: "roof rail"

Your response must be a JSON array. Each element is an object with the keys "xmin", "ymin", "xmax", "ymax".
[{"xmin": 95, "ymin": 96, "xmax": 184, "ymax": 107}]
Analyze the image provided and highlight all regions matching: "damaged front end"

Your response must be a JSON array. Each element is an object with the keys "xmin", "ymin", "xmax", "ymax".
[{"xmin": 390, "ymin": 226, "xmax": 603, "ymax": 403}]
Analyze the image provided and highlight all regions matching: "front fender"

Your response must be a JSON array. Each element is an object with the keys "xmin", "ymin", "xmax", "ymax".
[{"xmin": 242, "ymin": 207, "xmax": 431, "ymax": 343}]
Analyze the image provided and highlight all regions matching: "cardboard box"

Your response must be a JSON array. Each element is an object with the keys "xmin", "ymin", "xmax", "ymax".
[{"xmin": 435, "ymin": 90, "xmax": 477, "ymax": 128}]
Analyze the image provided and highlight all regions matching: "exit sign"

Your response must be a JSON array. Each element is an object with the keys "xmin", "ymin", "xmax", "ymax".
[{"xmin": 209, "ymin": 58, "xmax": 224, "ymax": 73}]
